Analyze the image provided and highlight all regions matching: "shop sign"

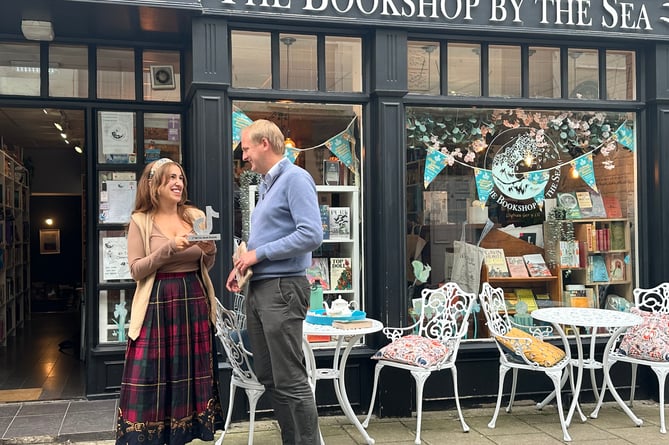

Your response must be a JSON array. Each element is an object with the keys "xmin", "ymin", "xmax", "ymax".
[{"xmin": 202, "ymin": 0, "xmax": 669, "ymax": 40}]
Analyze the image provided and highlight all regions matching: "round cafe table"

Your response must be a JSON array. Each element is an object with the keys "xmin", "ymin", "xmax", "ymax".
[
  {"xmin": 302, "ymin": 318, "xmax": 384, "ymax": 445},
  {"xmin": 531, "ymin": 307, "xmax": 642, "ymax": 427}
]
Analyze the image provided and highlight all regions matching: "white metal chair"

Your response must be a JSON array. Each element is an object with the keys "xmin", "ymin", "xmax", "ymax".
[
  {"xmin": 214, "ymin": 298, "xmax": 265, "ymax": 445},
  {"xmin": 479, "ymin": 283, "xmax": 573, "ymax": 442},
  {"xmin": 362, "ymin": 282, "xmax": 476, "ymax": 445},
  {"xmin": 591, "ymin": 283, "xmax": 669, "ymax": 434}
]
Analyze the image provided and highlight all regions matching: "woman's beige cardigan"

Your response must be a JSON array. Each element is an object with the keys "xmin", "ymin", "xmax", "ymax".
[{"xmin": 128, "ymin": 209, "xmax": 218, "ymax": 341}]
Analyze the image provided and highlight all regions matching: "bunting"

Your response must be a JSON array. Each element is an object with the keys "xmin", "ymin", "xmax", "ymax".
[
  {"xmin": 474, "ymin": 168, "xmax": 493, "ymax": 205},
  {"xmin": 232, "ymin": 107, "xmax": 253, "ymax": 149},
  {"xmin": 614, "ymin": 121, "xmax": 635, "ymax": 151},
  {"xmin": 423, "ymin": 149, "xmax": 448, "ymax": 189},
  {"xmin": 526, "ymin": 171, "xmax": 549, "ymax": 206},
  {"xmin": 572, "ymin": 154, "xmax": 598, "ymax": 193},
  {"xmin": 324, "ymin": 120, "xmax": 356, "ymax": 169},
  {"xmin": 284, "ymin": 146, "xmax": 300, "ymax": 163}
]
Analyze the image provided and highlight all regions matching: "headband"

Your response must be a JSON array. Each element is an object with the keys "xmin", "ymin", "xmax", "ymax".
[{"xmin": 149, "ymin": 158, "xmax": 172, "ymax": 179}]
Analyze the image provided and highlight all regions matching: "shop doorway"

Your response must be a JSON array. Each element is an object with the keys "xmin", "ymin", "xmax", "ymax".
[{"xmin": 0, "ymin": 107, "xmax": 86, "ymax": 402}]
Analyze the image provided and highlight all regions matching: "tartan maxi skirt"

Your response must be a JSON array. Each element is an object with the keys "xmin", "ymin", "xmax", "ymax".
[{"xmin": 116, "ymin": 272, "xmax": 223, "ymax": 445}]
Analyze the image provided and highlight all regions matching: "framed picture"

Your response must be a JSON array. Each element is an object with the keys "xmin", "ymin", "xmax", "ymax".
[{"xmin": 39, "ymin": 229, "xmax": 60, "ymax": 254}]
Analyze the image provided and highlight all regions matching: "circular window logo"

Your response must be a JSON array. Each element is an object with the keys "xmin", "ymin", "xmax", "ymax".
[{"xmin": 484, "ymin": 127, "xmax": 561, "ymax": 212}]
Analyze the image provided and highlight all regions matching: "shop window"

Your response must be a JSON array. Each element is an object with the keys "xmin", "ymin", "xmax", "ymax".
[
  {"xmin": 99, "ymin": 288, "xmax": 132, "ymax": 343},
  {"xmin": 97, "ymin": 47, "xmax": 136, "ymax": 100},
  {"xmin": 406, "ymin": 106, "xmax": 636, "ymax": 340},
  {"xmin": 325, "ymin": 36, "xmax": 362, "ymax": 93},
  {"xmin": 142, "ymin": 50, "xmax": 181, "ymax": 102},
  {"xmin": 447, "ymin": 43, "xmax": 480, "ymax": 96},
  {"xmin": 529, "ymin": 47, "xmax": 560, "ymax": 99},
  {"xmin": 568, "ymin": 48, "xmax": 599, "ymax": 99},
  {"xmin": 231, "ymin": 30, "xmax": 271, "ymax": 89},
  {"xmin": 489, "ymin": 45, "xmax": 521, "ymax": 98},
  {"xmin": 144, "ymin": 113, "xmax": 182, "ymax": 163},
  {"xmin": 606, "ymin": 50, "xmax": 636, "ymax": 101},
  {"xmin": 49, "ymin": 45, "xmax": 89, "ymax": 98},
  {"xmin": 280, "ymin": 33, "xmax": 317, "ymax": 91},
  {"xmin": 0, "ymin": 42, "xmax": 40, "ymax": 96},
  {"xmin": 408, "ymin": 41, "xmax": 440, "ymax": 95},
  {"xmin": 96, "ymin": 111, "xmax": 137, "ymax": 164}
]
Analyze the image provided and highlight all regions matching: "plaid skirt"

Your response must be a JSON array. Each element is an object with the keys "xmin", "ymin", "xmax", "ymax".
[{"xmin": 116, "ymin": 271, "xmax": 223, "ymax": 445}]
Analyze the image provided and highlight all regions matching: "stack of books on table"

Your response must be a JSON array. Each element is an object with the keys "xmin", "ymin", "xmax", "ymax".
[{"xmin": 332, "ymin": 319, "xmax": 373, "ymax": 329}]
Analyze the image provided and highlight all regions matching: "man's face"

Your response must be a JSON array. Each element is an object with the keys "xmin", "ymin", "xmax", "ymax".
[{"xmin": 241, "ymin": 132, "xmax": 269, "ymax": 175}]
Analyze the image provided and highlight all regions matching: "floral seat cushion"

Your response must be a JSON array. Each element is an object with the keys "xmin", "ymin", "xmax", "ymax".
[
  {"xmin": 372, "ymin": 334, "xmax": 451, "ymax": 368},
  {"xmin": 618, "ymin": 308, "xmax": 669, "ymax": 362},
  {"xmin": 494, "ymin": 327, "xmax": 566, "ymax": 367}
]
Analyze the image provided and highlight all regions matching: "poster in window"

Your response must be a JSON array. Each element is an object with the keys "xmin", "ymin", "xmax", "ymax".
[
  {"xmin": 102, "ymin": 236, "xmax": 131, "ymax": 281},
  {"xmin": 100, "ymin": 111, "xmax": 134, "ymax": 155},
  {"xmin": 99, "ymin": 180, "xmax": 136, "ymax": 224}
]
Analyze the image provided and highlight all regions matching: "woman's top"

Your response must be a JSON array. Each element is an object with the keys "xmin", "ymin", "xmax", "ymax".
[{"xmin": 126, "ymin": 209, "xmax": 217, "ymax": 341}]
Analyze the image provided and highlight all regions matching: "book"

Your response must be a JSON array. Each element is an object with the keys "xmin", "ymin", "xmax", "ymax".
[
  {"xmin": 559, "ymin": 240, "xmax": 580, "ymax": 268},
  {"xmin": 575, "ymin": 191, "xmax": 593, "ymax": 211},
  {"xmin": 484, "ymin": 248, "xmax": 510, "ymax": 277},
  {"xmin": 332, "ymin": 319, "xmax": 373, "ymax": 330},
  {"xmin": 323, "ymin": 160, "xmax": 341, "ymax": 185},
  {"xmin": 514, "ymin": 288, "xmax": 538, "ymax": 312},
  {"xmin": 603, "ymin": 196, "xmax": 623, "ymax": 218},
  {"xmin": 607, "ymin": 253, "xmax": 626, "ymax": 281},
  {"xmin": 330, "ymin": 257, "xmax": 353, "ymax": 290},
  {"xmin": 580, "ymin": 192, "xmax": 607, "ymax": 218},
  {"xmin": 535, "ymin": 293, "xmax": 553, "ymax": 308},
  {"xmin": 233, "ymin": 241, "xmax": 253, "ymax": 288},
  {"xmin": 609, "ymin": 221, "xmax": 626, "ymax": 251},
  {"xmin": 506, "ymin": 256, "xmax": 529, "ymax": 278},
  {"xmin": 328, "ymin": 207, "xmax": 351, "ymax": 240},
  {"xmin": 522, "ymin": 254, "xmax": 552, "ymax": 277},
  {"xmin": 306, "ymin": 257, "xmax": 330, "ymax": 290},
  {"xmin": 319, "ymin": 205, "xmax": 330, "ymax": 240},
  {"xmin": 590, "ymin": 254, "xmax": 610, "ymax": 282},
  {"xmin": 558, "ymin": 192, "xmax": 581, "ymax": 219}
]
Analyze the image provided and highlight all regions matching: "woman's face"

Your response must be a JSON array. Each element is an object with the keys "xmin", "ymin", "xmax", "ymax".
[{"xmin": 157, "ymin": 164, "xmax": 185, "ymax": 205}]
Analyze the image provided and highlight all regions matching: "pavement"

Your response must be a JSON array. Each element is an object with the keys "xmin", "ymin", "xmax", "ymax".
[{"xmin": 0, "ymin": 397, "xmax": 667, "ymax": 444}]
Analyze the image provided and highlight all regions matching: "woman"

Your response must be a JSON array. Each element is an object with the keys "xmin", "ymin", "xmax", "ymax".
[{"xmin": 116, "ymin": 158, "xmax": 222, "ymax": 445}]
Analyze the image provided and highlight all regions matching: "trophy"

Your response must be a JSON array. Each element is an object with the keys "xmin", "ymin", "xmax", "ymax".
[{"xmin": 188, "ymin": 206, "xmax": 222, "ymax": 241}]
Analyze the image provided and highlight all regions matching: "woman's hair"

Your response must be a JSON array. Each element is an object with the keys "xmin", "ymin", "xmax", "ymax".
[
  {"xmin": 243, "ymin": 119, "xmax": 285, "ymax": 155},
  {"xmin": 133, "ymin": 158, "xmax": 194, "ymax": 224}
]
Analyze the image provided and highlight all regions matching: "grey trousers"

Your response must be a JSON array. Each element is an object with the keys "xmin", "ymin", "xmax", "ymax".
[{"xmin": 246, "ymin": 276, "xmax": 320, "ymax": 445}]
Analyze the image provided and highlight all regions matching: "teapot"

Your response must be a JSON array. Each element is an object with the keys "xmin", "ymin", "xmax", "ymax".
[{"xmin": 323, "ymin": 296, "xmax": 357, "ymax": 317}]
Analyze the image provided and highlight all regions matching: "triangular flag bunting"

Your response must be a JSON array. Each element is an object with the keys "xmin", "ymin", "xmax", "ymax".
[
  {"xmin": 232, "ymin": 108, "xmax": 253, "ymax": 150},
  {"xmin": 573, "ymin": 154, "xmax": 598, "ymax": 192},
  {"xmin": 614, "ymin": 121, "xmax": 635, "ymax": 151},
  {"xmin": 424, "ymin": 149, "xmax": 448, "ymax": 188},
  {"xmin": 284, "ymin": 146, "xmax": 299, "ymax": 163},
  {"xmin": 474, "ymin": 168, "xmax": 493, "ymax": 205}
]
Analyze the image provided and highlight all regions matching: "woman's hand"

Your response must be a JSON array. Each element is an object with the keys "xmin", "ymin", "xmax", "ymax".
[
  {"xmin": 196, "ymin": 240, "xmax": 216, "ymax": 255},
  {"xmin": 174, "ymin": 235, "xmax": 192, "ymax": 251}
]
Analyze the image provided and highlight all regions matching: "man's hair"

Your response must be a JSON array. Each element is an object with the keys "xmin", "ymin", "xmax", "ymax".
[{"xmin": 243, "ymin": 119, "xmax": 285, "ymax": 155}]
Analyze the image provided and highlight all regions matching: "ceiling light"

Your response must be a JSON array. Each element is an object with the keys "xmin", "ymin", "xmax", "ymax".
[
  {"xmin": 74, "ymin": 145, "xmax": 83, "ymax": 154},
  {"xmin": 54, "ymin": 122, "xmax": 63, "ymax": 131},
  {"xmin": 45, "ymin": 218, "xmax": 53, "ymax": 226},
  {"xmin": 60, "ymin": 132, "xmax": 67, "ymax": 139},
  {"xmin": 284, "ymin": 137, "xmax": 296, "ymax": 149},
  {"xmin": 64, "ymin": 139, "xmax": 69, "ymax": 145},
  {"xmin": 21, "ymin": 20, "xmax": 54, "ymax": 41}
]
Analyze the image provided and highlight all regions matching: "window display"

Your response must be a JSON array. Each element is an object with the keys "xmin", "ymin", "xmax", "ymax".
[{"xmin": 406, "ymin": 106, "xmax": 637, "ymax": 339}]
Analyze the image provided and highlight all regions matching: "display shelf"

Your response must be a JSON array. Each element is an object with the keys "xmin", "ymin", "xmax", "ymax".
[
  {"xmin": 248, "ymin": 183, "xmax": 362, "ymax": 348},
  {"xmin": 0, "ymin": 149, "xmax": 30, "ymax": 346}
]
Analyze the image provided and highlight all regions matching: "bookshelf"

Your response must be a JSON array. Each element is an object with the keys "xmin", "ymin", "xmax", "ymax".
[
  {"xmin": 247, "ymin": 184, "xmax": 361, "ymax": 346},
  {"xmin": 0, "ymin": 149, "xmax": 30, "ymax": 346},
  {"xmin": 555, "ymin": 218, "xmax": 633, "ymax": 306}
]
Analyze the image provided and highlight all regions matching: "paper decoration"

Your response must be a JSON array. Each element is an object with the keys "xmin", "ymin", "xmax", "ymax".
[
  {"xmin": 573, "ymin": 153, "xmax": 598, "ymax": 192},
  {"xmin": 614, "ymin": 121, "xmax": 635, "ymax": 151},
  {"xmin": 284, "ymin": 146, "xmax": 299, "ymax": 163},
  {"xmin": 324, "ymin": 123, "xmax": 355, "ymax": 169},
  {"xmin": 526, "ymin": 171, "xmax": 548, "ymax": 206},
  {"xmin": 232, "ymin": 107, "xmax": 254, "ymax": 150},
  {"xmin": 424, "ymin": 149, "xmax": 448, "ymax": 188},
  {"xmin": 474, "ymin": 168, "xmax": 493, "ymax": 205}
]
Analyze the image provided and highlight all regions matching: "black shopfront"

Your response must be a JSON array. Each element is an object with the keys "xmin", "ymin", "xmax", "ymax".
[{"xmin": 3, "ymin": 0, "xmax": 669, "ymax": 419}]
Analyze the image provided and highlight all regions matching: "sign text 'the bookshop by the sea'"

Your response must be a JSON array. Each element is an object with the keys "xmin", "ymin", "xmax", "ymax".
[{"xmin": 205, "ymin": 0, "xmax": 669, "ymax": 40}]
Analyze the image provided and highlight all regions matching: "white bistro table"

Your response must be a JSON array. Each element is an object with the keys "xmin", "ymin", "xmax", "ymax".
[
  {"xmin": 531, "ymin": 307, "xmax": 642, "ymax": 427},
  {"xmin": 303, "ymin": 319, "xmax": 384, "ymax": 445}
]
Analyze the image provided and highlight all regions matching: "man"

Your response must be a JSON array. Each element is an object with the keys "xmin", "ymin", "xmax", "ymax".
[{"xmin": 226, "ymin": 119, "xmax": 322, "ymax": 444}]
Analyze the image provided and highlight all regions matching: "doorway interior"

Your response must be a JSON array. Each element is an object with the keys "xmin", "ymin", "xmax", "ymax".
[{"xmin": 0, "ymin": 107, "xmax": 86, "ymax": 402}]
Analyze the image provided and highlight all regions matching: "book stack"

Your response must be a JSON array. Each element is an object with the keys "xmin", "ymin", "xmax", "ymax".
[{"xmin": 506, "ymin": 256, "xmax": 529, "ymax": 278}]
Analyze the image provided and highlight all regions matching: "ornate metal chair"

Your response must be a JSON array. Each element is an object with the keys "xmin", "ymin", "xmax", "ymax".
[
  {"xmin": 214, "ymin": 298, "xmax": 264, "ymax": 445},
  {"xmin": 479, "ymin": 283, "xmax": 573, "ymax": 442},
  {"xmin": 591, "ymin": 283, "xmax": 669, "ymax": 434},
  {"xmin": 362, "ymin": 282, "xmax": 476, "ymax": 445}
]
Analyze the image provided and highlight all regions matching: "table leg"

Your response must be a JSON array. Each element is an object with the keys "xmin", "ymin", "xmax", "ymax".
[
  {"xmin": 591, "ymin": 326, "xmax": 643, "ymax": 427},
  {"xmin": 566, "ymin": 325, "xmax": 587, "ymax": 426},
  {"xmin": 335, "ymin": 334, "xmax": 376, "ymax": 445}
]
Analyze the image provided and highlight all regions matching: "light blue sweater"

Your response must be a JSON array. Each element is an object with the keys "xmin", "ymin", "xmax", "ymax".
[{"xmin": 248, "ymin": 158, "xmax": 323, "ymax": 279}]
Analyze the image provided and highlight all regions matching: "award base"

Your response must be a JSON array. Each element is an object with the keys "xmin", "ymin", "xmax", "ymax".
[{"xmin": 188, "ymin": 234, "xmax": 221, "ymax": 241}]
